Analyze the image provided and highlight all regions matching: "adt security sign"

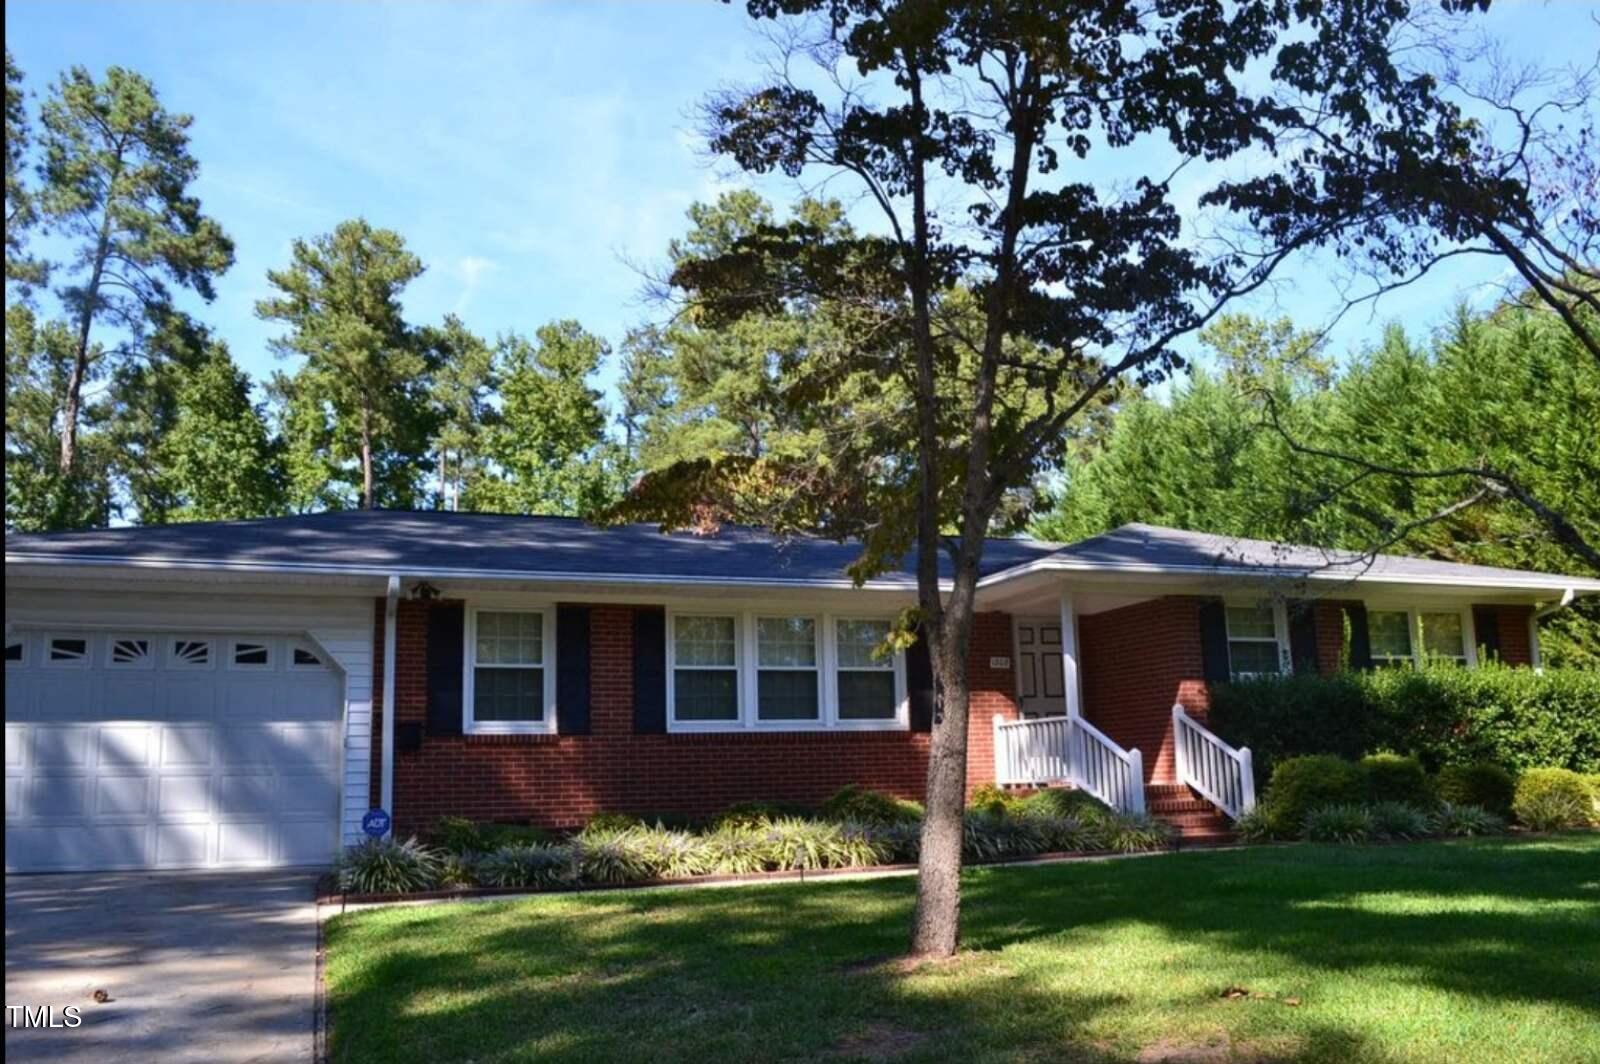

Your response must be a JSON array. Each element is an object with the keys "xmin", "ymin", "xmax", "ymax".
[{"xmin": 361, "ymin": 809, "xmax": 391, "ymax": 838}]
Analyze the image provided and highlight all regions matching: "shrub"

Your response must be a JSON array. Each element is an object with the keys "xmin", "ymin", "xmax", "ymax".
[
  {"xmin": 436, "ymin": 851, "xmax": 479, "ymax": 887},
  {"xmin": 1263, "ymin": 755, "xmax": 1367, "ymax": 832},
  {"xmin": 761, "ymin": 818, "xmax": 858, "ymax": 870},
  {"xmin": 1589, "ymin": 775, "xmax": 1600, "ymax": 820},
  {"xmin": 1017, "ymin": 788, "xmax": 1116, "ymax": 825},
  {"xmin": 962, "ymin": 811, "xmax": 1048, "ymax": 861},
  {"xmin": 1361, "ymin": 754, "xmax": 1431, "ymax": 806},
  {"xmin": 863, "ymin": 821, "xmax": 922, "ymax": 863},
  {"xmin": 1211, "ymin": 664, "xmax": 1600, "ymax": 784},
  {"xmin": 585, "ymin": 812, "xmax": 644, "ymax": 833},
  {"xmin": 1028, "ymin": 813, "xmax": 1105, "ymax": 853},
  {"xmin": 1102, "ymin": 813, "xmax": 1173, "ymax": 853},
  {"xmin": 1233, "ymin": 805, "xmax": 1285, "ymax": 844},
  {"xmin": 1435, "ymin": 762, "xmax": 1516, "ymax": 818},
  {"xmin": 476, "ymin": 844, "xmax": 575, "ymax": 888},
  {"xmin": 1431, "ymin": 802, "xmax": 1507, "ymax": 838},
  {"xmin": 1303, "ymin": 804, "xmax": 1374, "ymax": 844},
  {"xmin": 819, "ymin": 785, "xmax": 923, "ymax": 825},
  {"xmin": 1513, "ymin": 767, "xmax": 1595, "ymax": 831},
  {"xmin": 334, "ymin": 836, "xmax": 443, "ymax": 894},
  {"xmin": 574, "ymin": 827, "xmax": 659, "ymax": 884},
  {"xmin": 429, "ymin": 815, "xmax": 487, "ymax": 855},
  {"xmin": 477, "ymin": 823, "xmax": 554, "ymax": 850},
  {"xmin": 710, "ymin": 800, "xmax": 809, "ymax": 829},
  {"xmin": 967, "ymin": 783, "xmax": 1024, "ymax": 817},
  {"xmin": 629, "ymin": 827, "xmax": 714, "ymax": 878},
  {"xmin": 1367, "ymin": 801, "xmax": 1432, "ymax": 841},
  {"xmin": 700, "ymin": 823, "xmax": 773, "ymax": 875}
]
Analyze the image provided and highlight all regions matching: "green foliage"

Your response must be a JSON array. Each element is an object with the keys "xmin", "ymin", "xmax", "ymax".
[
  {"xmin": 1016, "ymin": 788, "xmax": 1117, "ymax": 826},
  {"xmin": 421, "ymin": 315, "xmax": 497, "ymax": 511},
  {"xmin": 1435, "ymin": 763, "xmax": 1516, "ymax": 819},
  {"xmin": 1367, "ymin": 801, "xmax": 1432, "ymax": 841},
  {"xmin": 1512, "ymin": 768, "xmax": 1595, "ymax": 831},
  {"xmin": 573, "ymin": 827, "xmax": 660, "ymax": 885},
  {"xmin": 962, "ymin": 812, "xmax": 1048, "ymax": 862},
  {"xmin": 967, "ymin": 783, "xmax": 1024, "ymax": 818},
  {"xmin": 1212, "ymin": 665, "xmax": 1600, "ymax": 783},
  {"xmin": 700, "ymin": 823, "xmax": 774, "ymax": 875},
  {"xmin": 1232, "ymin": 805, "xmax": 1285, "ymax": 844},
  {"xmin": 819, "ymin": 785, "xmax": 922, "ymax": 825},
  {"xmin": 1430, "ymin": 802, "xmax": 1507, "ymax": 838},
  {"xmin": 160, "ymin": 340, "xmax": 285, "ymax": 520},
  {"xmin": 1361, "ymin": 754, "xmax": 1431, "ymax": 807},
  {"xmin": 5, "ymin": 49, "xmax": 44, "ymax": 289},
  {"xmin": 334, "ymin": 837, "xmax": 443, "ymax": 895},
  {"xmin": 758, "ymin": 817, "xmax": 860, "ymax": 871},
  {"xmin": 1103, "ymin": 814, "xmax": 1175, "ymax": 854},
  {"xmin": 1303, "ymin": 804, "xmax": 1375, "ymax": 844},
  {"xmin": 709, "ymin": 800, "xmax": 811, "ymax": 829},
  {"xmin": 585, "ymin": 812, "xmax": 645, "ymax": 833},
  {"xmin": 1262, "ymin": 756, "xmax": 1368, "ymax": 834},
  {"xmin": 475, "ymin": 844, "xmax": 574, "ymax": 889}
]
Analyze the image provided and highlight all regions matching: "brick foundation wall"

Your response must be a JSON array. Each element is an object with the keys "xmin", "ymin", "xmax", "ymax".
[
  {"xmin": 1482, "ymin": 604, "xmax": 1536, "ymax": 665},
  {"xmin": 371, "ymin": 603, "xmax": 1017, "ymax": 832},
  {"xmin": 1078, "ymin": 596, "xmax": 1209, "ymax": 785}
]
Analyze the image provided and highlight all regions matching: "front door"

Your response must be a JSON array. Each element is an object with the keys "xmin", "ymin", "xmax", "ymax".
[{"xmin": 1015, "ymin": 618, "xmax": 1066, "ymax": 718}]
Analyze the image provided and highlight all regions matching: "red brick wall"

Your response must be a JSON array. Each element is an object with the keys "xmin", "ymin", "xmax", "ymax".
[
  {"xmin": 1481, "ymin": 604, "xmax": 1535, "ymax": 665},
  {"xmin": 372, "ymin": 603, "xmax": 1017, "ymax": 832},
  {"xmin": 1313, "ymin": 601, "xmax": 1351, "ymax": 676},
  {"xmin": 1078, "ymin": 596, "xmax": 1210, "ymax": 784}
]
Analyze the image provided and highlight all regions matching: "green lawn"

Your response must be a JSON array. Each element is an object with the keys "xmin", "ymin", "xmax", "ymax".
[{"xmin": 324, "ymin": 835, "xmax": 1600, "ymax": 1063}]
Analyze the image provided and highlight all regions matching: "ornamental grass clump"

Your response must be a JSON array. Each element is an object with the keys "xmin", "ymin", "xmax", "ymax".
[
  {"xmin": 476, "ymin": 844, "xmax": 576, "ymax": 888},
  {"xmin": 334, "ymin": 836, "xmax": 444, "ymax": 894},
  {"xmin": 700, "ymin": 823, "xmax": 774, "ymax": 874},
  {"xmin": 1430, "ymin": 801, "xmax": 1507, "ymax": 838},
  {"xmin": 1367, "ymin": 801, "xmax": 1433, "ymax": 841},
  {"xmin": 1512, "ymin": 768, "xmax": 1595, "ymax": 831},
  {"xmin": 574, "ymin": 827, "xmax": 659, "ymax": 885},
  {"xmin": 1303, "ymin": 803, "xmax": 1375, "ymax": 844},
  {"xmin": 1028, "ymin": 813, "xmax": 1104, "ymax": 853},
  {"xmin": 761, "ymin": 817, "xmax": 858, "ymax": 870},
  {"xmin": 962, "ymin": 811, "xmax": 1048, "ymax": 861},
  {"xmin": 1232, "ymin": 805, "xmax": 1284, "ymax": 844},
  {"xmin": 1102, "ymin": 813, "xmax": 1173, "ymax": 853}
]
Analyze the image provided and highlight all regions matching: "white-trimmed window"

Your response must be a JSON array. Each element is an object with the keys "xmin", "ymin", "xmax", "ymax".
[
  {"xmin": 107, "ymin": 637, "xmax": 154, "ymax": 669},
  {"xmin": 465, "ymin": 608, "xmax": 556, "ymax": 734},
  {"xmin": 1419, "ymin": 611, "xmax": 1469, "ymax": 664},
  {"xmin": 46, "ymin": 635, "xmax": 90, "ymax": 667},
  {"xmin": 835, "ymin": 618, "xmax": 898, "ymax": 723},
  {"xmin": 670, "ymin": 614, "xmax": 740, "ymax": 725},
  {"xmin": 230, "ymin": 639, "xmax": 273, "ymax": 668},
  {"xmin": 1225, "ymin": 603, "xmax": 1285, "ymax": 679},
  {"xmin": 5, "ymin": 635, "xmax": 24, "ymax": 667},
  {"xmin": 756, "ymin": 616, "xmax": 821, "ymax": 723},
  {"xmin": 666, "ymin": 609, "xmax": 906, "ymax": 732},
  {"xmin": 1368, "ymin": 610, "xmax": 1413, "ymax": 667}
]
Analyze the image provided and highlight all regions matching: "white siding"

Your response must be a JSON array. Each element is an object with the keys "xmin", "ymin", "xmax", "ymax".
[{"xmin": 5, "ymin": 586, "xmax": 376, "ymax": 848}]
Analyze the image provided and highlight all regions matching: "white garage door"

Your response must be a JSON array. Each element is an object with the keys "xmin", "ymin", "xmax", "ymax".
[{"xmin": 5, "ymin": 630, "xmax": 343, "ymax": 872}]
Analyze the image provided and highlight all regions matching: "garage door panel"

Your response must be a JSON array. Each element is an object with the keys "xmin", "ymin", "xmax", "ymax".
[
  {"xmin": 94, "ymin": 774, "xmax": 153, "ymax": 816},
  {"xmin": 7, "ymin": 629, "xmax": 342, "ymax": 873},
  {"xmin": 33, "ymin": 726, "xmax": 93, "ymax": 768},
  {"xmin": 98, "ymin": 725, "xmax": 155, "ymax": 769},
  {"xmin": 218, "ymin": 821, "xmax": 274, "ymax": 865}
]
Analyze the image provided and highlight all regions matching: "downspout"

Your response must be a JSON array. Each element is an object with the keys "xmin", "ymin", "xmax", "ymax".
[{"xmin": 381, "ymin": 574, "xmax": 400, "ymax": 833}]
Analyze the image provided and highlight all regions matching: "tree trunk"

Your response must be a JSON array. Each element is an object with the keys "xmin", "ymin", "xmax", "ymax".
[
  {"xmin": 910, "ymin": 629, "xmax": 975, "ymax": 957},
  {"xmin": 360, "ymin": 405, "xmax": 375, "ymax": 509},
  {"xmin": 60, "ymin": 149, "xmax": 124, "ymax": 478}
]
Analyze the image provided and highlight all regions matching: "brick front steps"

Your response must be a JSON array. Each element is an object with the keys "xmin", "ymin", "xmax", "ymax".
[{"xmin": 1146, "ymin": 784, "xmax": 1237, "ymax": 847}]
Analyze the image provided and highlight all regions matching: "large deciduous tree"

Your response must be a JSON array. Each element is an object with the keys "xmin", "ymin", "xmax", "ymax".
[
  {"xmin": 160, "ymin": 339, "xmax": 286, "ymax": 521},
  {"xmin": 38, "ymin": 65, "xmax": 233, "ymax": 480},
  {"xmin": 257, "ymin": 219, "xmax": 434, "ymax": 509},
  {"xmin": 639, "ymin": 0, "xmax": 1525, "ymax": 957}
]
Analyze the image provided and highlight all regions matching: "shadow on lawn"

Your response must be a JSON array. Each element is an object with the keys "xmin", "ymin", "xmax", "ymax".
[{"xmin": 324, "ymin": 837, "xmax": 1596, "ymax": 1064}]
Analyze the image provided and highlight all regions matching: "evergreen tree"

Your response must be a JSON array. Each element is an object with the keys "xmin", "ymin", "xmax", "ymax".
[
  {"xmin": 256, "ymin": 219, "xmax": 434, "ymax": 509},
  {"xmin": 161, "ymin": 342, "xmax": 286, "ymax": 521},
  {"xmin": 422, "ymin": 315, "xmax": 497, "ymax": 511},
  {"xmin": 4, "ymin": 49, "xmax": 45, "ymax": 291}
]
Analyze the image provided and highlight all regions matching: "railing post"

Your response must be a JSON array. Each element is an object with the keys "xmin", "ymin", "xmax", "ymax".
[
  {"xmin": 1239, "ymin": 746, "xmax": 1257, "ymax": 814},
  {"xmin": 1170, "ymin": 704, "xmax": 1187, "ymax": 786},
  {"xmin": 1128, "ymin": 748, "xmax": 1145, "ymax": 815},
  {"xmin": 992, "ymin": 714, "xmax": 1007, "ymax": 785}
]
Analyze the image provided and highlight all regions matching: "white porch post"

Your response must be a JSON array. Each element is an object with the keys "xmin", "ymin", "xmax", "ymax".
[
  {"xmin": 380, "ymin": 574, "xmax": 400, "ymax": 834},
  {"xmin": 1058, "ymin": 589, "xmax": 1083, "ymax": 719}
]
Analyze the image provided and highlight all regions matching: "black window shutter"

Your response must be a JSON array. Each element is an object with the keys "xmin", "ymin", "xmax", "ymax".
[
  {"xmin": 1198, "ymin": 599, "xmax": 1232, "ymax": 684},
  {"xmin": 1472, "ymin": 606, "xmax": 1502, "ymax": 662},
  {"xmin": 556, "ymin": 605, "xmax": 591, "ymax": 735},
  {"xmin": 907, "ymin": 626, "xmax": 936, "ymax": 732},
  {"xmin": 426, "ymin": 603, "xmax": 465, "ymax": 736},
  {"xmin": 632, "ymin": 607, "xmax": 667, "ymax": 734},
  {"xmin": 1288, "ymin": 600, "xmax": 1320, "ymax": 675},
  {"xmin": 1346, "ymin": 603, "xmax": 1374, "ymax": 671}
]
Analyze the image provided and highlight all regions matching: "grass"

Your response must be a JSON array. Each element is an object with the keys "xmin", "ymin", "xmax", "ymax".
[{"xmin": 324, "ymin": 834, "xmax": 1600, "ymax": 1063}]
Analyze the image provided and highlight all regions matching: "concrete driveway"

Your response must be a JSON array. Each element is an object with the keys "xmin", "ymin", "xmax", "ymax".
[{"xmin": 4, "ymin": 871, "xmax": 320, "ymax": 1063}]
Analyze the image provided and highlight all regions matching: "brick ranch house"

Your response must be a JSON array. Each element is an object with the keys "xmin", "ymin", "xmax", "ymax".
[{"xmin": 7, "ymin": 510, "xmax": 1597, "ymax": 871}]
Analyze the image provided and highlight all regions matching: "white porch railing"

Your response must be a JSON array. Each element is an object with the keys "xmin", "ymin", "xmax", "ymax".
[
  {"xmin": 1171, "ymin": 703, "xmax": 1256, "ymax": 820},
  {"xmin": 993, "ymin": 714, "xmax": 1145, "ymax": 814}
]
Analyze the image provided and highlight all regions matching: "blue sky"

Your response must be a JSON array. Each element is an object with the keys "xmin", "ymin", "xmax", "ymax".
[{"xmin": 6, "ymin": 0, "xmax": 1596, "ymax": 414}]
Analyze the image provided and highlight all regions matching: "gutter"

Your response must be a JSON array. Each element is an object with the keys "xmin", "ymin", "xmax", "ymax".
[
  {"xmin": 1535, "ymin": 587, "xmax": 1578, "ymax": 619},
  {"xmin": 380, "ymin": 574, "xmax": 399, "ymax": 835}
]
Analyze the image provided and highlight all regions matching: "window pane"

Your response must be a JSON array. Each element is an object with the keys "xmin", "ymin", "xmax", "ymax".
[
  {"xmin": 1369, "ymin": 611, "xmax": 1412, "ymax": 659},
  {"xmin": 838, "ymin": 670, "xmax": 896, "ymax": 720},
  {"xmin": 1229, "ymin": 640, "xmax": 1281, "ymax": 677},
  {"xmin": 477, "ymin": 611, "xmax": 542, "ymax": 666},
  {"xmin": 836, "ymin": 619, "xmax": 892, "ymax": 669},
  {"xmin": 1225, "ymin": 605, "xmax": 1276, "ymax": 640},
  {"xmin": 1421, "ymin": 612, "xmax": 1465, "ymax": 659},
  {"xmin": 674, "ymin": 616, "xmax": 736, "ymax": 667},
  {"xmin": 757, "ymin": 617, "xmax": 816, "ymax": 667},
  {"xmin": 758, "ymin": 670, "xmax": 819, "ymax": 720},
  {"xmin": 474, "ymin": 666, "xmax": 544, "ymax": 721},
  {"xmin": 674, "ymin": 669, "xmax": 738, "ymax": 721}
]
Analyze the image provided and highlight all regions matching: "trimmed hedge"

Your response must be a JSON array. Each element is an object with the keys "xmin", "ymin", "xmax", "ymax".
[
  {"xmin": 1261, "ymin": 755, "xmax": 1367, "ymax": 834},
  {"xmin": 1210, "ymin": 663, "xmax": 1600, "ymax": 785},
  {"xmin": 1435, "ymin": 762, "xmax": 1516, "ymax": 818},
  {"xmin": 1360, "ymin": 754, "xmax": 1430, "ymax": 805},
  {"xmin": 1512, "ymin": 768, "xmax": 1595, "ymax": 831}
]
